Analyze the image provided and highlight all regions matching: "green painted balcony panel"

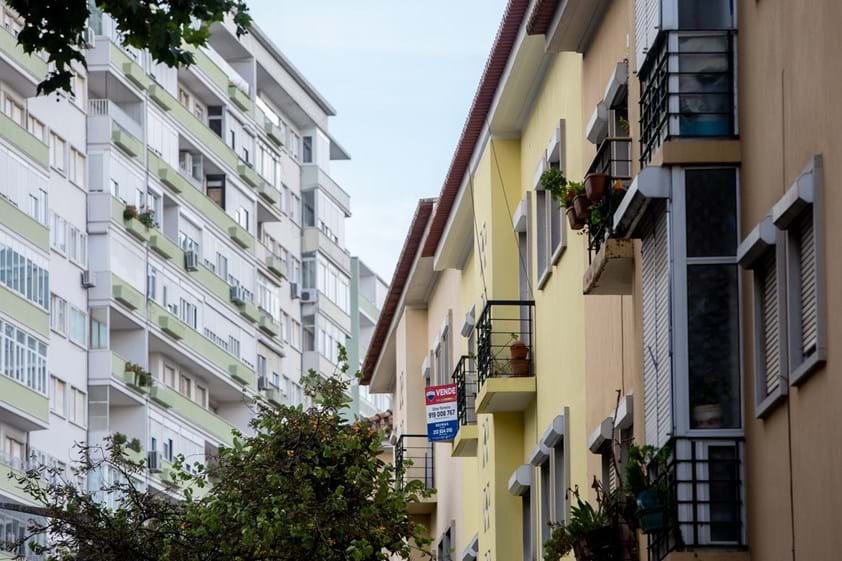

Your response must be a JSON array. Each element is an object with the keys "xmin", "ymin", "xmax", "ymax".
[
  {"xmin": 0, "ymin": 25, "xmax": 47, "ymax": 81},
  {"xmin": 188, "ymin": 266, "xmax": 230, "ymax": 304},
  {"xmin": 112, "ymin": 274, "xmax": 145, "ymax": 312},
  {"xmin": 148, "ymin": 84, "xmax": 174, "ymax": 111},
  {"xmin": 157, "ymin": 166, "xmax": 187, "ymax": 193},
  {"xmin": 192, "ymin": 48, "xmax": 229, "ymax": 93},
  {"xmin": 258, "ymin": 313, "xmax": 280, "ymax": 337},
  {"xmin": 156, "ymin": 314, "xmax": 187, "ymax": 341},
  {"xmin": 0, "ymin": 111, "xmax": 49, "ymax": 168},
  {"xmin": 256, "ymin": 182, "xmax": 280, "ymax": 205},
  {"xmin": 237, "ymin": 162, "xmax": 261, "ymax": 188},
  {"xmin": 0, "ymin": 463, "xmax": 33, "ymax": 503},
  {"xmin": 228, "ymin": 363, "xmax": 255, "ymax": 387},
  {"xmin": 228, "ymin": 83, "xmax": 252, "ymax": 113},
  {"xmin": 264, "ymin": 120, "xmax": 284, "ymax": 146},
  {"xmin": 0, "ymin": 196, "xmax": 48, "ymax": 251},
  {"xmin": 0, "ymin": 285, "xmax": 48, "ymax": 338},
  {"xmin": 237, "ymin": 301, "xmax": 259, "ymax": 323},
  {"xmin": 124, "ymin": 217, "xmax": 150, "ymax": 242},
  {"xmin": 0, "ymin": 373, "xmax": 49, "ymax": 426},
  {"xmin": 122, "ymin": 62, "xmax": 150, "ymax": 90},
  {"xmin": 111, "ymin": 353, "xmax": 151, "ymax": 394},
  {"xmin": 112, "ymin": 126, "xmax": 143, "ymax": 159},
  {"xmin": 149, "ymin": 231, "xmax": 181, "ymax": 261},
  {"xmin": 261, "ymin": 387, "xmax": 284, "ymax": 407},
  {"xmin": 227, "ymin": 225, "xmax": 253, "ymax": 250},
  {"xmin": 150, "ymin": 384, "xmax": 236, "ymax": 446},
  {"xmin": 149, "ymin": 302, "xmax": 254, "ymax": 388}
]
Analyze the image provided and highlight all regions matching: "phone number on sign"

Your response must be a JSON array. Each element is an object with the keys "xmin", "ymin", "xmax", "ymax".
[{"xmin": 428, "ymin": 409, "xmax": 454, "ymax": 420}]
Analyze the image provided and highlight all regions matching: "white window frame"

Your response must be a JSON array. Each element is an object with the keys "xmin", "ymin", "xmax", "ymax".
[
  {"xmin": 772, "ymin": 155, "xmax": 826, "ymax": 386},
  {"xmin": 670, "ymin": 166, "xmax": 744, "ymax": 438}
]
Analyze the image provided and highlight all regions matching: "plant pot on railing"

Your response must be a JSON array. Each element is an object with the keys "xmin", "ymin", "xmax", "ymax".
[
  {"xmin": 585, "ymin": 173, "xmax": 610, "ymax": 203},
  {"xmin": 573, "ymin": 194, "xmax": 591, "ymax": 221},
  {"xmin": 635, "ymin": 488, "xmax": 667, "ymax": 534},
  {"xmin": 510, "ymin": 339, "xmax": 530, "ymax": 377},
  {"xmin": 567, "ymin": 207, "xmax": 586, "ymax": 230}
]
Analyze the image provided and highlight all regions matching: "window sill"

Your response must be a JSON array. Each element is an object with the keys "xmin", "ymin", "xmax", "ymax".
[
  {"xmin": 536, "ymin": 266, "xmax": 552, "ymax": 291},
  {"xmin": 755, "ymin": 384, "xmax": 788, "ymax": 419},
  {"xmin": 551, "ymin": 241, "xmax": 566, "ymax": 267},
  {"xmin": 790, "ymin": 350, "xmax": 826, "ymax": 386},
  {"xmin": 68, "ymin": 420, "xmax": 87, "ymax": 430}
]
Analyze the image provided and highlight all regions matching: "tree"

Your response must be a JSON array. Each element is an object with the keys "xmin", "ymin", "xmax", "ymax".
[
  {"xmin": 4, "ymin": 359, "xmax": 431, "ymax": 561},
  {"xmin": 7, "ymin": 0, "xmax": 251, "ymax": 95}
]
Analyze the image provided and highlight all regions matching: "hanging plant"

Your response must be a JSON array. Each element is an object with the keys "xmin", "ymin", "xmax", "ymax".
[{"xmin": 539, "ymin": 167, "xmax": 569, "ymax": 207}]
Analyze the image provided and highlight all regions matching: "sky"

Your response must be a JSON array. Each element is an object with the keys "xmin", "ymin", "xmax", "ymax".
[{"xmin": 248, "ymin": 0, "xmax": 509, "ymax": 280}]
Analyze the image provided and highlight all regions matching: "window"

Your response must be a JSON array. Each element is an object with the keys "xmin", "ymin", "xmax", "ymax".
[
  {"xmin": 206, "ymin": 174, "xmax": 226, "ymax": 209},
  {"xmin": 163, "ymin": 438, "xmax": 173, "ymax": 461},
  {"xmin": 3, "ymin": 94, "xmax": 24, "ymax": 126},
  {"xmin": 179, "ymin": 299, "xmax": 197, "ymax": 329},
  {"xmin": 27, "ymin": 116, "xmax": 45, "ymax": 143},
  {"xmin": 235, "ymin": 207, "xmax": 250, "ymax": 231},
  {"xmin": 0, "ymin": 323, "xmax": 47, "ymax": 394},
  {"xmin": 4, "ymin": 438, "xmax": 24, "ymax": 465},
  {"xmin": 50, "ymin": 376, "xmax": 66, "ymax": 416},
  {"xmin": 90, "ymin": 308, "xmax": 108, "ymax": 350},
  {"xmin": 49, "ymin": 133, "xmax": 66, "ymax": 174},
  {"xmin": 68, "ymin": 226, "xmax": 87, "ymax": 266},
  {"xmin": 69, "ymin": 307, "xmax": 87, "ymax": 346},
  {"xmin": 290, "ymin": 192, "xmax": 301, "ymax": 224},
  {"xmin": 50, "ymin": 294, "xmax": 67, "ymax": 335},
  {"xmin": 179, "ymin": 374, "xmax": 191, "ymax": 398},
  {"xmin": 302, "ymin": 136, "xmax": 313, "ymax": 163},
  {"xmin": 69, "ymin": 387, "xmax": 86, "ymax": 426},
  {"xmin": 51, "ymin": 213, "xmax": 67, "ymax": 254},
  {"xmin": 0, "ymin": 238, "xmax": 49, "ymax": 309},
  {"xmin": 195, "ymin": 385, "xmax": 207, "ymax": 408},
  {"xmin": 70, "ymin": 72, "xmax": 86, "ymax": 107},
  {"xmin": 68, "ymin": 148, "xmax": 85, "ymax": 187},
  {"xmin": 772, "ymin": 155, "xmax": 826, "ymax": 386},
  {"xmin": 163, "ymin": 365, "xmax": 176, "ymax": 388}
]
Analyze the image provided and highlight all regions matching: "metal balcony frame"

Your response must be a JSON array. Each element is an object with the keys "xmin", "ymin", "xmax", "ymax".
[
  {"xmin": 394, "ymin": 434, "xmax": 434, "ymax": 491},
  {"xmin": 452, "ymin": 355, "xmax": 478, "ymax": 427},
  {"xmin": 476, "ymin": 300, "xmax": 536, "ymax": 388}
]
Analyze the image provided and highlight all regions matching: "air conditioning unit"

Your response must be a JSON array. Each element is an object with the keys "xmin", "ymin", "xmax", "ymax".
[
  {"xmin": 81, "ymin": 270, "xmax": 96, "ymax": 288},
  {"xmin": 300, "ymin": 288, "xmax": 316, "ymax": 303},
  {"xmin": 257, "ymin": 375, "xmax": 268, "ymax": 391},
  {"xmin": 230, "ymin": 284, "xmax": 247, "ymax": 305},
  {"xmin": 184, "ymin": 250, "xmax": 199, "ymax": 272},
  {"xmin": 290, "ymin": 282, "xmax": 299, "ymax": 300},
  {"xmin": 147, "ymin": 450, "xmax": 162, "ymax": 473}
]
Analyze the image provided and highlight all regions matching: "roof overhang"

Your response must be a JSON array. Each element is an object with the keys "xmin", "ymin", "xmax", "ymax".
[{"xmin": 542, "ymin": 0, "xmax": 611, "ymax": 54}]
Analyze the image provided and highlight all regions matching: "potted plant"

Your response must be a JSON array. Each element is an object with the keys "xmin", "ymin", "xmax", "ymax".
[
  {"xmin": 543, "ymin": 484, "xmax": 625, "ymax": 561},
  {"xmin": 624, "ymin": 443, "xmax": 671, "ymax": 534},
  {"xmin": 585, "ymin": 173, "xmax": 610, "ymax": 203},
  {"xmin": 540, "ymin": 167, "xmax": 567, "ymax": 205},
  {"xmin": 569, "ymin": 181, "xmax": 591, "ymax": 222},
  {"xmin": 617, "ymin": 116, "xmax": 630, "ymax": 137},
  {"xmin": 509, "ymin": 333, "xmax": 529, "ymax": 377},
  {"xmin": 137, "ymin": 207, "xmax": 155, "ymax": 228},
  {"xmin": 123, "ymin": 205, "xmax": 139, "ymax": 220},
  {"xmin": 561, "ymin": 181, "xmax": 585, "ymax": 230}
]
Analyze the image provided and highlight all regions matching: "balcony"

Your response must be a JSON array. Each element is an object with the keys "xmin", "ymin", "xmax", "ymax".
[
  {"xmin": 585, "ymin": 136, "xmax": 632, "ymax": 259},
  {"xmin": 647, "ymin": 438, "xmax": 746, "ymax": 561},
  {"xmin": 149, "ymin": 382, "xmax": 237, "ymax": 446},
  {"xmin": 0, "ymin": 25, "xmax": 47, "ymax": 93},
  {"xmin": 639, "ymin": 31, "xmax": 738, "ymax": 166},
  {"xmin": 107, "ymin": 352, "xmax": 150, "ymax": 395},
  {"xmin": 302, "ymin": 227, "xmax": 351, "ymax": 274},
  {"xmin": 88, "ymin": 99, "xmax": 144, "ymax": 164},
  {"xmin": 0, "ymin": 373, "xmax": 49, "ymax": 430},
  {"xmin": 475, "ymin": 300, "xmax": 536, "ymax": 414},
  {"xmin": 0, "ymin": 282, "xmax": 48, "ymax": 339},
  {"xmin": 301, "ymin": 164, "xmax": 351, "ymax": 216},
  {"xmin": 149, "ymin": 231, "xmax": 182, "ymax": 261},
  {"xmin": 256, "ymin": 243, "xmax": 286, "ymax": 279},
  {"xmin": 0, "ymin": 110, "xmax": 48, "ymax": 169},
  {"xmin": 0, "ymin": 194, "xmax": 48, "ymax": 251},
  {"xmin": 111, "ymin": 273, "xmax": 146, "ymax": 313},
  {"xmin": 395, "ymin": 434, "xmax": 436, "ymax": 514},
  {"xmin": 258, "ymin": 311, "xmax": 280, "ymax": 337},
  {"xmin": 451, "ymin": 356, "xmax": 478, "ymax": 457}
]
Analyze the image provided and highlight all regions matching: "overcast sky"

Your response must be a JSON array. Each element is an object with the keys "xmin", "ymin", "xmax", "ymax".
[{"xmin": 249, "ymin": 0, "xmax": 509, "ymax": 280}]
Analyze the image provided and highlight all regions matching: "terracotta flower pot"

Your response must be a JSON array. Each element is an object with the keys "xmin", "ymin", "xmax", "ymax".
[
  {"xmin": 510, "ymin": 341, "xmax": 529, "ymax": 360},
  {"xmin": 585, "ymin": 173, "xmax": 609, "ymax": 203},
  {"xmin": 573, "ymin": 194, "xmax": 591, "ymax": 221},
  {"xmin": 567, "ymin": 207, "xmax": 586, "ymax": 230},
  {"xmin": 510, "ymin": 358, "xmax": 529, "ymax": 377}
]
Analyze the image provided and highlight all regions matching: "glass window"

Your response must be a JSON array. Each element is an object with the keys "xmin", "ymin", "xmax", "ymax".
[
  {"xmin": 678, "ymin": 0, "xmax": 734, "ymax": 29},
  {"xmin": 90, "ymin": 308, "xmax": 108, "ymax": 350},
  {"xmin": 69, "ymin": 307, "xmax": 87, "ymax": 346},
  {"xmin": 50, "ymin": 376, "xmax": 66, "ymax": 416},
  {"xmin": 685, "ymin": 168, "xmax": 738, "ymax": 259}
]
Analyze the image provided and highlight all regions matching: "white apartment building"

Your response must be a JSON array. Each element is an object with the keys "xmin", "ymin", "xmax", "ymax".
[
  {"xmin": 348, "ymin": 257, "xmax": 390, "ymax": 418},
  {"xmin": 0, "ymin": 0, "xmax": 355, "ymax": 544}
]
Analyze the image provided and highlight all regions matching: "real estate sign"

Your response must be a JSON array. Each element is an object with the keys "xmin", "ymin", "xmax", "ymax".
[{"xmin": 425, "ymin": 383, "xmax": 458, "ymax": 442}]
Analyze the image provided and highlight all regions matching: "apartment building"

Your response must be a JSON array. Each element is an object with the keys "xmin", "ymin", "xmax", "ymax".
[
  {"xmin": 347, "ymin": 257, "xmax": 389, "ymax": 418},
  {"xmin": 365, "ymin": 1, "xmax": 842, "ymax": 561},
  {"xmin": 0, "ymin": 0, "xmax": 354, "ymax": 544}
]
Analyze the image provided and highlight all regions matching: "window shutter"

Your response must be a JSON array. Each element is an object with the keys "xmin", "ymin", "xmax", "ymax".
[
  {"xmin": 635, "ymin": 0, "xmax": 661, "ymax": 71},
  {"xmin": 759, "ymin": 253, "xmax": 781, "ymax": 395},
  {"xmin": 798, "ymin": 214, "xmax": 817, "ymax": 355},
  {"xmin": 642, "ymin": 206, "xmax": 672, "ymax": 449}
]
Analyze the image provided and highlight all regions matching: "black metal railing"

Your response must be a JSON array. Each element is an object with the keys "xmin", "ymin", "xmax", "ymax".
[
  {"xmin": 639, "ymin": 30, "xmax": 737, "ymax": 165},
  {"xmin": 647, "ymin": 437, "xmax": 745, "ymax": 561},
  {"xmin": 586, "ymin": 137, "xmax": 633, "ymax": 260},
  {"xmin": 477, "ymin": 300, "xmax": 535, "ymax": 387},
  {"xmin": 395, "ymin": 434, "xmax": 434, "ymax": 492},
  {"xmin": 452, "ymin": 355, "xmax": 477, "ymax": 426}
]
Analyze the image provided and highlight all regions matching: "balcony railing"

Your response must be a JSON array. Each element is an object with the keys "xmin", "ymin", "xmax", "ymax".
[
  {"xmin": 477, "ymin": 300, "xmax": 535, "ymax": 387},
  {"xmin": 586, "ymin": 136, "xmax": 632, "ymax": 259},
  {"xmin": 394, "ymin": 434, "xmax": 434, "ymax": 491},
  {"xmin": 452, "ymin": 355, "xmax": 477, "ymax": 426},
  {"xmin": 647, "ymin": 437, "xmax": 745, "ymax": 561},
  {"xmin": 639, "ymin": 30, "xmax": 737, "ymax": 164}
]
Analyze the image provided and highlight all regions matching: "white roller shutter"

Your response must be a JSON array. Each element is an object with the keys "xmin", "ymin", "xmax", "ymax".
[
  {"xmin": 798, "ymin": 214, "xmax": 817, "ymax": 355},
  {"xmin": 642, "ymin": 204, "xmax": 672, "ymax": 449},
  {"xmin": 635, "ymin": 0, "xmax": 661, "ymax": 71}
]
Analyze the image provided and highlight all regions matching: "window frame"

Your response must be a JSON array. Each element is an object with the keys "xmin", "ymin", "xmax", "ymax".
[{"xmin": 771, "ymin": 154, "xmax": 826, "ymax": 386}]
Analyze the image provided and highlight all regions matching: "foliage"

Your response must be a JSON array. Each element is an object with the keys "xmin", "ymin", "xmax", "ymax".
[
  {"xmin": 124, "ymin": 361, "xmax": 151, "ymax": 386},
  {"xmin": 6, "ymin": 349, "xmax": 431, "ymax": 561},
  {"xmin": 543, "ymin": 483, "xmax": 620, "ymax": 561},
  {"xmin": 624, "ymin": 443, "xmax": 670, "ymax": 499},
  {"xmin": 138, "ymin": 208, "xmax": 155, "ymax": 228},
  {"xmin": 122, "ymin": 205, "xmax": 139, "ymax": 220},
  {"xmin": 7, "ymin": 0, "xmax": 251, "ymax": 95},
  {"xmin": 539, "ymin": 167, "xmax": 568, "ymax": 207}
]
